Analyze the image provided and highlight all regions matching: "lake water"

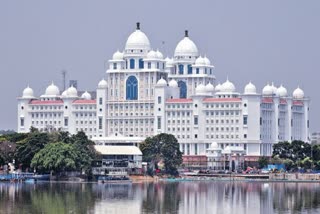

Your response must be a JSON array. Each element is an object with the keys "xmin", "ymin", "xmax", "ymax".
[{"xmin": 0, "ymin": 181, "xmax": 320, "ymax": 214}]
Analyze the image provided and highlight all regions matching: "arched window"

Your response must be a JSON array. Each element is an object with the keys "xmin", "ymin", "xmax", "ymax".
[
  {"xmin": 178, "ymin": 81, "xmax": 187, "ymax": 98},
  {"xmin": 130, "ymin": 59, "xmax": 135, "ymax": 69},
  {"xmin": 126, "ymin": 76, "xmax": 138, "ymax": 100},
  {"xmin": 178, "ymin": 64, "xmax": 184, "ymax": 74},
  {"xmin": 187, "ymin": 64, "xmax": 192, "ymax": 74},
  {"xmin": 139, "ymin": 59, "xmax": 144, "ymax": 69}
]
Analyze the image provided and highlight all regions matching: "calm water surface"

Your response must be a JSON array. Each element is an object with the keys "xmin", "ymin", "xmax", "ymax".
[{"xmin": 0, "ymin": 181, "xmax": 320, "ymax": 214}]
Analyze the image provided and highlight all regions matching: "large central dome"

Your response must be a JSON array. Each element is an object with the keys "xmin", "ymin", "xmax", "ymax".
[
  {"xmin": 174, "ymin": 30, "xmax": 199, "ymax": 58},
  {"xmin": 125, "ymin": 22, "xmax": 151, "ymax": 51}
]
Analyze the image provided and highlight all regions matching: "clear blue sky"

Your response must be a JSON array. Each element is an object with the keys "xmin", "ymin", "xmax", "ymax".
[{"xmin": 0, "ymin": 0, "xmax": 319, "ymax": 131}]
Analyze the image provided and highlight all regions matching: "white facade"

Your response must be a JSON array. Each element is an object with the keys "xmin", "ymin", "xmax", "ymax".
[{"xmin": 17, "ymin": 23, "xmax": 310, "ymax": 158}]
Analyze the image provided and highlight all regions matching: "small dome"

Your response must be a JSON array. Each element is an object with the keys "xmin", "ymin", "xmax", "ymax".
[
  {"xmin": 81, "ymin": 91, "xmax": 92, "ymax": 100},
  {"xmin": 174, "ymin": 31, "xmax": 199, "ymax": 58},
  {"xmin": 61, "ymin": 90, "xmax": 68, "ymax": 97},
  {"xmin": 262, "ymin": 84, "xmax": 273, "ymax": 96},
  {"xmin": 45, "ymin": 82, "xmax": 60, "ymax": 96},
  {"xmin": 125, "ymin": 23, "xmax": 150, "ymax": 51},
  {"xmin": 244, "ymin": 82, "xmax": 257, "ymax": 95},
  {"xmin": 169, "ymin": 79, "xmax": 178, "ymax": 88},
  {"xmin": 67, "ymin": 86, "xmax": 78, "ymax": 97},
  {"xmin": 147, "ymin": 50, "xmax": 157, "ymax": 59},
  {"xmin": 276, "ymin": 85, "xmax": 287, "ymax": 97},
  {"xmin": 293, "ymin": 87, "xmax": 304, "ymax": 99},
  {"xmin": 165, "ymin": 57, "xmax": 174, "ymax": 67},
  {"xmin": 221, "ymin": 79, "xmax": 236, "ymax": 93},
  {"xmin": 196, "ymin": 83, "xmax": 207, "ymax": 95},
  {"xmin": 22, "ymin": 86, "xmax": 34, "ymax": 98},
  {"xmin": 195, "ymin": 56, "xmax": 206, "ymax": 66},
  {"xmin": 112, "ymin": 51, "xmax": 124, "ymax": 60},
  {"xmin": 156, "ymin": 78, "xmax": 167, "ymax": 86},
  {"xmin": 98, "ymin": 79, "xmax": 108, "ymax": 89},
  {"xmin": 156, "ymin": 50, "xmax": 163, "ymax": 59},
  {"xmin": 271, "ymin": 83, "xmax": 277, "ymax": 94},
  {"xmin": 211, "ymin": 142, "xmax": 219, "ymax": 149},
  {"xmin": 205, "ymin": 83, "xmax": 215, "ymax": 93},
  {"xmin": 203, "ymin": 56, "xmax": 211, "ymax": 65},
  {"xmin": 215, "ymin": 83, "xmax": 222, "ymax": 92}
]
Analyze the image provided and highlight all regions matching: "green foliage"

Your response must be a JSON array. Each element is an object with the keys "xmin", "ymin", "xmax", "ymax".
[
  {"xmin": 301, "ymin": 157, "xmax": 312, "ymax": 169},
  {"xmin": 31, "ymin": 142, "xmax": 77, "ymax": 172},
  {"xmin": 272, "ymin": 141, "xmax": 292, "ymax": 159},
  {"xmin": 5, "ymin": 132, "xmax": 29, "ymax": 143},
  {"xmin": 29, "ymin": 131, "xmax": 97, "ymax": 173},
  {"xmin": 0, "ymin": 141, "xmax": 17, "ymax": 165},
  {"xmin": 283, "ymin": 159, "xmax": 295, "ymax": 170},
  {"xmin": 272, "ymin": 140, "xmax": 320, "ymax": 170},
  {"xmin": 0, "ymin": 136, "xmax": 7, "ymax": 142},
  {"xmin": 270, "ymin": 155, "xmax": 283, "ymax": 164},
  {"xmin": 15, "ymin": 132, "xmax": 49, "ymax": 169},
  {"xmin": 258, "ymin": 156, "xmax": 269, "ymax": 169},
  {"xmin": 140, "ymin": 133, "xmax": 182, "ymax": 175},
  {"xmin": 69, "ymin": 131, "xmax": 97, "ymax": 171},
  {"xmin": 0, "ymin": 153, "xmax": 4, "ymax": 166}
]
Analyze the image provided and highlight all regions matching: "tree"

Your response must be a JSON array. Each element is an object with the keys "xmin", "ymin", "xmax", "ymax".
[
  {"xmin": 272, "ymin": 141, "xmax": 292, "ymax": 159},
  {"xmin": 258, "ymin": 156, "xmax": 269, "ymax": 169},
  {"xmin": 140, "ymin": 133, "xmax": 182, "ymax": 175},
  {"xmin": 15, "ymin": 132, "xmax": 49, "ymax": 169},
  {"xmin": 70, "ymin": 131, "xmax": 97, "ymax": 172},
  {"xmin": 283, "ymin": 159, "xmax": 295, "ymax": 171},
  {"xmin": 0, "ymin": 153, "xmax": 4, "ymax": 166},
  {"xmin": 31, "ymin": 142, "xmax": 78, "ymax": 173},
  {"xmin": 301, "ymin": 157, "xmax": 312, "ymax": 169},
  {"xmin": 270, "ymin": 155, "xmax": 283, "ymax": 164}
]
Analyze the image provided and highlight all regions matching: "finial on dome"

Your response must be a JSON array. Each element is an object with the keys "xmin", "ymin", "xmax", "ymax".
[
  {"xmin": 185, "ymin": 30, "xmax": 189, "ymax": 37},
  {"xmin": 136, "ymin": 22, "xmax": 140, "ymax": 30}
]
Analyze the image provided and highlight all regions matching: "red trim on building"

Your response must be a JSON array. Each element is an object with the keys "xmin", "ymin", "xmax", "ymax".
[
  {"xmin": 280, "ymin": 99, "xmax": 287, "ymax": 105},
  {"xmin": 73, "ymin": 100, "xmax": 96, "ymax": 104},
  {"xmin": 203, "ymin": 98, "xmax": 242, "ymax": 102},
  {"xmin": 166, "ymin": 98, "xmax": 193, "ymax": 103},
  {"xmin": 293, "ymin": 100, "xmax": 304, "ymax": 106},
  {"xmin": 29, "ymin": 100, "xmax": 63, "ymax": 105},
  {"xmin": 262, "ymin": 98, "xmax": 273, "ymax": 103}
]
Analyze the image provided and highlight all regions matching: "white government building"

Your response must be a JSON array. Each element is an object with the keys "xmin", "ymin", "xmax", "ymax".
[{"xmin": 17, "ymin": 23, "xmax": 310, "ymax": 168}]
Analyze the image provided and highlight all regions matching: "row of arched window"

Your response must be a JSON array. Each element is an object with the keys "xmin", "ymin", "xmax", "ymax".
[
  {"xmin": 126, "ymin": 76, "xmax": 188, "ymax": 100},
  {"xmin": 124, "ymin": 59, "xmax": 164, "ymax": 70},
  {"xmin": 175, "ymin": 64, "xmax": 213, "ymax": 75}
]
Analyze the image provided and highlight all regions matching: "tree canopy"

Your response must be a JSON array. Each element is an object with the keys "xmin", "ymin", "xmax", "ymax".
[
  {"xmin": 140, "ymin": 133, "xmax": 182, "ymax": 175},
  {"xmin": 15, "ymin": 132, "xmax": 49, "ymax": 169},
  {"xmin": 29, "ymin": 131, "xmax": 97, "ymax": 173},
  {"xmin": 272, "ymin": 140, "xmax": 320, "ymax": 170},
  {"xmin": 31, "ymin": 142, "xmax": 78, "ymax": 173}
]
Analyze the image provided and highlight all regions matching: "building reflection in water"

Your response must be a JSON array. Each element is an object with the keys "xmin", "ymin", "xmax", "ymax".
[{"xmin": 0, "ymin": 182, "xmax": 320, "ymax": 213}]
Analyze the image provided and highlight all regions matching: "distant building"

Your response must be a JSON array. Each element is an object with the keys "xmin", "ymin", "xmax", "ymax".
[
  {"xmin": 311, "ymin": 132, "xmax": 320, "ymax": 144},
  {"xmin": 17, "ymin": 23, "xmax": 310, "ymax": 168},
  {"xmin": 69, "ymin": 80, "xmax": 78, "ymax": 89}
]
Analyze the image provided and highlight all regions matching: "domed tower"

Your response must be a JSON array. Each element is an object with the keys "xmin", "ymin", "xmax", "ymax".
[
  {"xmin": 103, "ymin": 23, "xmax": 168, "ymax": 137},
  {"xmin": 105, "ymin": 22, "xmax": 167, "ymax": 102},
  {"xmin": 169, "ymin": 30, "xmax": 215, "ymax": 98},
  {"xmin": 18, "ymin": 86, "xmax": 36, "ymax": 133}
]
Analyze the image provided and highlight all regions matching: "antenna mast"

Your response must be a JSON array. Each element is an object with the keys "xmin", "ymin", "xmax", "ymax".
[{"xmin": 61, "ymin": 70, "xmax": 67, "ymax": 91}]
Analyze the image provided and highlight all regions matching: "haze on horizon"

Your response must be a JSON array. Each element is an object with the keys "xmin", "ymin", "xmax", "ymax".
[{"xmin": 0, "ymin": 0, "xmax": 319, "ymax": 132}]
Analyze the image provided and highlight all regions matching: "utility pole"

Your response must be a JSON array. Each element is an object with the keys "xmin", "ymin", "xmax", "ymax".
[{"xmin": 61, "ymin": 70, "xmax": 67, "ymax": 91}]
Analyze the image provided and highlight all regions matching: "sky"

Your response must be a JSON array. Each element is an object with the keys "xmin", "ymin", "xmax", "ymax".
[{"xmin": 0, "ymin": 0, "xmax": 319, "ymax": 132}]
